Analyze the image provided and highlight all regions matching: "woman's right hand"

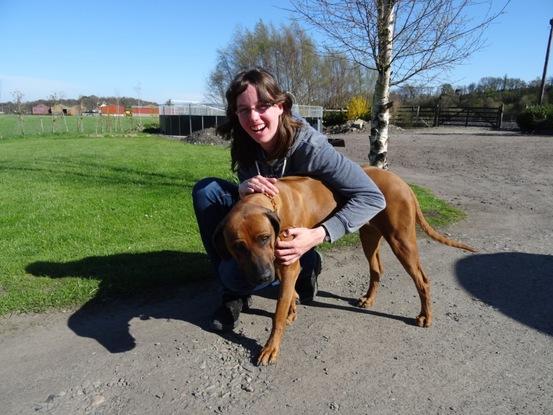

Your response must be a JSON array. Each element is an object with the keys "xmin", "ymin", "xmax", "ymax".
[{"xmin": 238, "ymin": 175, "xmax": 279, "ymax": 198}]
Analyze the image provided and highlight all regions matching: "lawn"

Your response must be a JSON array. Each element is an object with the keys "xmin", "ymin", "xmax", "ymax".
[
  {"xmin": 0, "ymin": 132, "xmax": 464, "ymax": 316},
  {"xmin": 0, "ymin": 133, "xmax": 234, "ymax": 315},
  {"xmin": 0, "ymin": 113, "xmax": 158, "ymax": 138}
]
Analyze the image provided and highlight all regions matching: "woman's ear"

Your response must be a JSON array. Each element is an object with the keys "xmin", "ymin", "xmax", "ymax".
[{"xmin": 275, "ymin": 102, "xmax": 284, "ymax": 117}]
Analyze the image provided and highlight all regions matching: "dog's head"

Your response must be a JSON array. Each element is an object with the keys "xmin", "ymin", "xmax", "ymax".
[{"xmin": 213, "ymin": 203, "xmax": 280, "ymax": 288}]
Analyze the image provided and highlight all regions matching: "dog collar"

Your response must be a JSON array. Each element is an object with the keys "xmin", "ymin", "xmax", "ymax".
[{"xmin": 264, "ymin": 193, "xmax": 278, "ymax": 212}]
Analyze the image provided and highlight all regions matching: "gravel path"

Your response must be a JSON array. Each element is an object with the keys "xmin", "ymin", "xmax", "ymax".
[{"xmin": 1, "ymin": 127, "xmax": 552, "ymax": 414}]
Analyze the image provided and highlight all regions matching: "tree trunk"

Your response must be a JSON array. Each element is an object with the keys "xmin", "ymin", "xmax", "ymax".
[{"xmin": 368, "ymin": 1, "xmax": 396, "ymax": 169}]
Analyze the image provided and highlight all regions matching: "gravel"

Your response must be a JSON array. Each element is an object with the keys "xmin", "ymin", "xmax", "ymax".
[{"xmin": 1, "ymin": 126, "xmax": 552, "ymax": 414}]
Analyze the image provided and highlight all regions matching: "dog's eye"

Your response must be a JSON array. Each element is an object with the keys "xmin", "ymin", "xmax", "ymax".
[
  {"xmin": 258, "ymin": 235, "xmax": 271, "ymax": 245},
  {"xmin": 234, "ymin": 241, "xmax": 248, "ymax": 254}
]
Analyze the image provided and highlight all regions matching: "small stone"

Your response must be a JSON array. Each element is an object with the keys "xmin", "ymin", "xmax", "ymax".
[
  {"xmin": 91, "ymin": 395, "xmax": 105, "ymax": 407},
  {"xmin": 241, "ymin": 384, "xmax": 254, "ymax": 392}
]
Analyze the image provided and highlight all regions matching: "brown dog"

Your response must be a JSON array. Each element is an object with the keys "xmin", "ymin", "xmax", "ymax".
[{"xmin": 213, "ymin": 165, "xmax": 476, "ymax": 365}]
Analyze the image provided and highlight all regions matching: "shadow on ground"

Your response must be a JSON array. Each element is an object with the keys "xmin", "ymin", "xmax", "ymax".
[
  {"xmin": 455, "ymin": 252, "xmax": 553, "ymax": 336},
  {"xmin": 314, "ymin": 290, "xmax": 416, "ymax": 326},
  {"xmin": 25, "ymin": 250, "xmax": 427, "ymax": 357},
  {"xmin": 25, "ymin": 251, "xmax": 261, "ymax": 357}
]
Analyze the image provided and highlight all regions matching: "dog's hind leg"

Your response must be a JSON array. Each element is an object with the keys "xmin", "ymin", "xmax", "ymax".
[
  {"xmin": 385, "ymin": 232, "xmax": 432, "ymax": 327},
  {"xmin": 357, "ymin": 224, "xmax": 384, "ymax": 308}
]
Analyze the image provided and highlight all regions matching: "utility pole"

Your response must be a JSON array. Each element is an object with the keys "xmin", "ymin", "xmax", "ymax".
[{"xmin": 538, "ymin": 18, "xmax": 553, "ymax": 105}]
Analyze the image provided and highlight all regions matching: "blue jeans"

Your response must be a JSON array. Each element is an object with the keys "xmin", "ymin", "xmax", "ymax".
[{"xmin": 192, "ymin": 177, "xmax": 317, "ymax": 296}]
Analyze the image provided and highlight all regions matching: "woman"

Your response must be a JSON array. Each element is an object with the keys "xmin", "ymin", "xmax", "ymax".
[{"xmin": 193, "ymin": 68, "xmax": 386, "ymax": 331}]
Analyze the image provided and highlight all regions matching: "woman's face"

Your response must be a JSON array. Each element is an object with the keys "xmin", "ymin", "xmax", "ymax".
[{"xmin": 235, "ymin": 83, "xmax": 283, "ymax": 153}]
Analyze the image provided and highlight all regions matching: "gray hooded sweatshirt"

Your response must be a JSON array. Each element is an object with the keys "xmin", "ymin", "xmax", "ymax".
[{"xmin": 237, "ymin": 121, "xmax": 386, "ymax": 243}]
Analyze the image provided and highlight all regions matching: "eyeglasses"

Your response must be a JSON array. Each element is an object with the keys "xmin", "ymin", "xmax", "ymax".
[{"xmin": 236, "ymin": 103, "xmax": 275, "ymax": 117}]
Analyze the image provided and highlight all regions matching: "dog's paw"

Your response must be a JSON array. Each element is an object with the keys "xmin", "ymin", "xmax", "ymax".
[
  {"xmin": 257, "ymin": 344, "xmax": 280, "ymax": 366},
  {"xmin": 416, "ymin": 313, "xmax": 432, "ymax": 327},
  {"xmin": 357, "ymin": 296, "xmax": 375, "ymax": 308},
  {"xmin": 286, "ymin": 311, "xmax": 297, "ymax": 325}
]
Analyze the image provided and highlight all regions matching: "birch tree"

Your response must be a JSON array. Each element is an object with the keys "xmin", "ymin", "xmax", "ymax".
[{"xmin": 291, "ymin": 0, "xmax": 508, "ymax": 168}]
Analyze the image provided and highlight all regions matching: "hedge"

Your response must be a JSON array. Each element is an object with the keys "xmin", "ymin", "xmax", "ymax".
[{"xmin": 516, "ymin": 104, "xmax": 553, "ymax": 132}]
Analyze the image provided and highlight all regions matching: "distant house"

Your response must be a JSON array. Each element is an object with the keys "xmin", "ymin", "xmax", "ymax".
[
  {"xmin": 32, "ymin": 103, "xmax": 50, "ymax": 115},
  {"xmin": 99, "ymin": 104, "xmax": 126, "ymax": 116},
  {"xmin": 131, "ymin": 105, "xmax": 159, "ymax": 116},
  {"xmin": 68, "ymin": 105, "xmax": 82, "ymax": 116},
  {"xmin": 51, "ymin": 104, "xmax": 70, "ymax": 115}
]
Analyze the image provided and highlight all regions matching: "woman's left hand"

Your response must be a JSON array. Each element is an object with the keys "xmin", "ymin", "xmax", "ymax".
[{"xmin": 275, "ymin": 227, "xmax": 326, "ymax": 266}]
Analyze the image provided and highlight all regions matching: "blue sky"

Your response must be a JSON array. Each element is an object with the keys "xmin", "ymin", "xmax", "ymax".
[{"xmin": 0, "ymin": 0, "xmax": 552, "ymax": 104}]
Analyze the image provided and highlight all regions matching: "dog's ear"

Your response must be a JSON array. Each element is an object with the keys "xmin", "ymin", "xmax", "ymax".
[
  {"xmin": 212, "ymin": 219, "xmax": 231, "ymax": 260},
  {"xmin": 265, "ymin": 210, "xmax": 281, "ymax": 237}
]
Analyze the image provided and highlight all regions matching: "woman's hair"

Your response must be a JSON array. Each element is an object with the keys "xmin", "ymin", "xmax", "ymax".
[{"xmin": 216, "ymin": 68, "xmax": 302, "ymax": 173}]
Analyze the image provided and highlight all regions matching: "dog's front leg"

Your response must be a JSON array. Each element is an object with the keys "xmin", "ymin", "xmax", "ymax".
[{"xmin": 257, "ymin": 262, "xmax": 300, "ymax": 366}]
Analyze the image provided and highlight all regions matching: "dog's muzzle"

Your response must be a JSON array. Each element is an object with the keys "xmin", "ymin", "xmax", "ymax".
[{"xmin": 244, "ymin": 260, "xmax": 275, "ymax": 288}]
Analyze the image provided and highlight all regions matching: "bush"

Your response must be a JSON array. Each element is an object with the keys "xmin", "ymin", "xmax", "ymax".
[
  {"xmin": 323, "ymin": 110, "xmax": 348, "ymax": 127},
  {"xmin": 346, "ymin": 96, "xmax": 371, "ymax": 121},
  {"xmin": 516, "ymin": 104, "xmax": 553, "ymax": 132},
  {"xmin": 142, "ymin": 122, "xmax": 161, "ymax": 134}
]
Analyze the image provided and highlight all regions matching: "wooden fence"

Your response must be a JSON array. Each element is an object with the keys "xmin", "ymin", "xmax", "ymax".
[{"xmin": 393, "ymin": 105, "xmax": 504, "ymax": 129}]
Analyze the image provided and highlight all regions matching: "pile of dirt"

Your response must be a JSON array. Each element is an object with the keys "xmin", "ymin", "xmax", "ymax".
[
  {"xmin": 182, "ymin": 127, "xmax": 229, "ymax": 146},
  {"xmin": 324, "ymin": 119, "xmax": 369, "ymax": 135}
]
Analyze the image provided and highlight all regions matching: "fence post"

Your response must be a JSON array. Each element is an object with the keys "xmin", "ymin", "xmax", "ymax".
[
  {"xmin": 465, "ymin": 108, "xmax": 470, "ymax": 127},
  {"xmin": 433, "ymin": 105, "xmax": 440, "ymax": 127},
  {"xmin": 497, "ymin": 104, "xmax": 504, "ymax": 130},
  {"xmin": 188, "ymin": 104, "xmax": 192, "ymax": 135}
]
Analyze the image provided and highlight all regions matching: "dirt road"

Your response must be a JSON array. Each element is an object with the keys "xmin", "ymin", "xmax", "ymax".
[{"xmin": 1, "ymin": 127, "xmax": 552, "ymax": 414}]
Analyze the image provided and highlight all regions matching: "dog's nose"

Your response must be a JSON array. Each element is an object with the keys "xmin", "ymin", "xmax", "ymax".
[{"xmin": 258, "ymin": 266, "xmax": 274, "ymax": 283}]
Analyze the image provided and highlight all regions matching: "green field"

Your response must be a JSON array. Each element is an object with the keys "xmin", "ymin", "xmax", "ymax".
[
  {"xmin": 0, "ymin": 133, "xmax": 235, "ymax": 315},
  {"xmin": 0, "ymin": 113, "xmax": 158, "ymax": 138},
  {"xmin": 0, "ymin": 127, "xmax": 465, "ymax": 316}
]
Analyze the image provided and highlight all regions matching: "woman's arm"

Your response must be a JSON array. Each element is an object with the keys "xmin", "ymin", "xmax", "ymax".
[{"xmin": 295, "ymin": 138, "xmax": 386, "ymax": 242}]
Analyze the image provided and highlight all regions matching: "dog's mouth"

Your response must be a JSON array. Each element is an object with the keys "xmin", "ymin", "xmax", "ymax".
[
  {"xmin": 244, "ymin": 262, "xmax": 275, "ymax": 288},
  {"xmin": 244, "ymin": 275, "xmax": 275, "ymax": 291}
]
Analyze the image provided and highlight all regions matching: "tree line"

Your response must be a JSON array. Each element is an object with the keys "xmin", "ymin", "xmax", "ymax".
[
  {"xmin": 207, "ymin": 17, "xmax": 549, "ymax": 124},
  {"xmin": 206, "ymin": 20, "xmax": 376, "ymax": 109},
  {"xmin": 393, "ymin": 76, "xmax": 553, "ymax": 121},
  {"xmin": 0, "ymin": 94, "xmax": 158, "ymax": 115}
]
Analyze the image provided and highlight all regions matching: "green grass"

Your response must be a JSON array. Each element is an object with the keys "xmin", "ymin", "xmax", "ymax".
[
  {"xmin": 326, "ymin": 184, "xmax": 465, "ymax": 249},
  {"xmin": 0, "ymin": 133, "xmax": 234, "ymax": 315},
  {"xmin": 0, "ymin": 113, "xmax": 158, "ymax": 138},
  {"xmin": 0, "ymin": 132, "xmax": 465, "ymax": 316},
  {"xmin": 409, "ymin": 183, "xmax": 466, "ymax": 226}
]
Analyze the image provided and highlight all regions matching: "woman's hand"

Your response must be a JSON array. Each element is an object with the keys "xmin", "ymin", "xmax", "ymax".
[
  {"xmin": 238, "ymin": 175, "xmax": 279, "ymax": 198},
  {"xmin": 275, "ymin": 226, "xmax": 327, "ymax": 266}
]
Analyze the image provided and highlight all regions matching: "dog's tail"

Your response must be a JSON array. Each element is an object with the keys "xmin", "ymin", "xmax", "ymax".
[{"xmin": 412, "ymin": 188, "xmax": 477, "ymax": 253}]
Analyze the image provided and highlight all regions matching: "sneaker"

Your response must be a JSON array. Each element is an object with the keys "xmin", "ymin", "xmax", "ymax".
[
  {"xmin": 211, "ymin": 294, "xmax": 252, "ymax": 332},
  {"xmin": 295, "ymin": 250, "xmax": 323, "ymax": 304}
]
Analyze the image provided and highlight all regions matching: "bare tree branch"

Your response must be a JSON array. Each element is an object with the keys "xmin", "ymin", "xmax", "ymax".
[{"xmin": 290, "ymin": 0, "xmax": 509, "ymax": 168}]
